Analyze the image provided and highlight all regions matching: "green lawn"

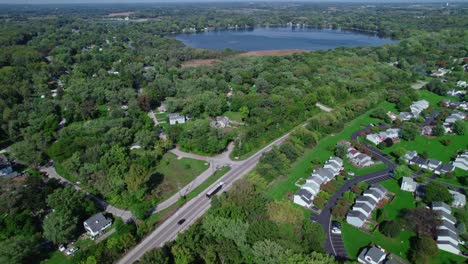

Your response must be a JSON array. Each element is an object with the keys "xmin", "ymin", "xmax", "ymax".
[
  {"xmin": 154, "ymin": 153, "xmax": 209, "ymax": 200},
  {"xmin": 266, "ymin": 102, "xmax": 389, "ymax": 200},
  {"xmin": 145, "ymin": 166, "xmax": 230, "ymax": 227},
  {"xmin": 382, "ymin": 133, "xmax": 467, "ymax": 163},
  {"xmin": 417, "ymin": 90, "xmax": 459, "ymax": 110},
  {"xmin": 223, "ymin": 111, "xmax": 243, "ymax": 122},
  {"xmin": 341, "ymin": 179, "xmax": 465, "ymax": 264}
]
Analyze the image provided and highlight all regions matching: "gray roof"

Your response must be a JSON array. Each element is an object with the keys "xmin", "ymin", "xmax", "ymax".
[
  {"xmin": 428, "ymin": 159, "xmax": 442, "ymax": 167},
  {"xmin": 348, "ymin": 210, "xmax": 367, "ymax": 221},
  {"xmin": 410, "ymin": 156, "xmax": 427, "ymax": 166},
  {"xmin": 432, "ymin": 202, "xmax": 451, "ymax": 212},
  {"xmin": 439, "ymin": 219, "xmax": 458, "ymax": 234},
  {"xmin": 358, "ymin": 246, "xmax": 386, "ymax": 264},
  {"xmin": 437, "ymin": 210, "xmax": 457, "ymax": 224},
  {"xmin": 296, "ymin": 189, "xmax": 313, "ymax": 204},
  {"xmin": 371, "ymin": 185, "xmax": 387, "ymax": 196},
  {"xmin": 84, "ymin": 213, "xmax": 112, "ymax": 233},
  {"xmin": 314, "ymin": 168, "xmax": 334, "ymax": 179},
  {"xmin": 438, "ymin": 163, "xmax": 455, "ymax": 173},
  {"xmin": 436, "ymin": 240, "xmax": 459, "ymax": 249},
  {"xmin": 356, "ymin": 196, "xmax": 377, "ymax": 207},
  {"xmin": 353, "ymin": 202, "xmax": 374, "ymax": 214},
  {"xmin": 437, "ymin": 229, "xmax": 460, "ymax": 241},
  {"xmin": 364, "ymin": 189, "xmax": 384, "ymax": 201}
]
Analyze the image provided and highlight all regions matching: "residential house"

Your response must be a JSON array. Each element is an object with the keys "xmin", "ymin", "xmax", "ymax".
[
  {"xmin": 293, "ymin": 189, "xmax": 314, "ymax": 207},
  {"xmin": 400, "ymin": 177, "xmax": 417, "ymax": 192},
  {"xmin": 432, "ymin": 202, "xmax": 452, "ymax": 215},
  {"xmin": 434, "ymin": 163, "xmax": 455, "ymax": 175},
  {"xmin": 456, "ymin": 80, "xmax": 467, "ymax": 88},
  {"xmin": 409, "ymin": 156, "xmax": 428, "ymax": 169},
  {"xmin": 355, "ymin": 196, "xmax": 378, "ymax": 209},
  {"xmin": 347, "ymin": 185, "xmax": 387, "ymax": 228},
  {"xmin": 427, "ymin": 159, "xmax": 442, "ymax": 171},
  {"xmin": 357, "ymin": 246, "xmax": 389, "ymax": 264},
  {"xmin": 432, "ymin": 202, "xmax": 461, "ymax": 254},
  {"xmin": 294, "ymin": 157, "xmax": 341, "ymax": 208},
  {"xmin": 403, "ymin": 150, "xmax": 417, "ymax": 162},
  {"xmin": 347, "ymin": 147, "xmax": 374, "ymax": 167},
  {"xmin": 421, "ymin": 126, "xmax": 433, "ymax": 136},
  {"xmin": 396, "ymin": 112, "xmax": 413, "ymax": 121},
  {"xmin": 449, "ymin": 190, "xmax": 466, "ymax": 208},
  {"xmin": 346, "ymin": 210, "xmax": 368, "ymax": 228},
  {"xmin": 366, "ymin": 128, "xmax": 401, "ymax": 145},
  {"xmin": 84, "ymin": 213, "xmax": 112, "ymax": 237},
  {"xmin": 210, "ymin": 116, "xmax": 230, "ymax": 128},
  {"xmin": 0, "ymin": 155, "xmax": 13, "ymax": 176},
  {"xmin": 168, "ymin": 113, "xmax": 186, "ymax": 125},
  {"xmin": 410, "ymin": 100, "xmax": 429, "ymax": 116},
  {"xmin": 452, "ymin": 151, "xmax": 468, "ymax": 171},
  {"xmin": 431, "ymin": 68, "xmax": 451, "ymax": 77},
  {"xmin": 447, "ymin": 89, "xmax": 465, "ymax": 97},
  {"xmin": 444, "ymin": 111, "xmax": 466, "ymax": 125}
]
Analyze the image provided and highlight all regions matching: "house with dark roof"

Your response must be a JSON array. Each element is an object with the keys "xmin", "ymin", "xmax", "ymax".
[
  {"xmin": 168, "ymin": 113, "xmax": 186, "ymax": 125},
  {"xmin": 293, "ymin": 189, "xmax": 314, "ymax": 207},
  {"xmin": 432, "ymin": 202, "xmax": 452, "ymax": 215},
  {"xmin": 355, "ymin": 196, "xmax": 378, "ymax": 208},
  {"xmin": 352, "ymin": 203, "xmax": 374, "ymax": 217},
  {"xmin": 347, "ymin": 185, "xmax": 387, "ymax": 228},
  {"xmin": 435, "ymin": 163, "xmax": 455, "ymax": 175},
  {"xmin": 427, "ymin": 159, "xmax": 442, "ymax": 171},
  {"xmin": 409, "ymin": 156, "xmax": 428, "ymax": 169},
  {"xmin": 84, "ymin": 213, "xmax": 112, "ymax": 237},
  {"xmin": 357, "ymin": 246, "xmax": 390, "ymax": 264}
]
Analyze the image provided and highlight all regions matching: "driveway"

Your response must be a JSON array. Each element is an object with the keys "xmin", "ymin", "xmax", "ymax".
[{"xmin": 41, "ymin": 166, "xmax": 134, "ymax": 223}]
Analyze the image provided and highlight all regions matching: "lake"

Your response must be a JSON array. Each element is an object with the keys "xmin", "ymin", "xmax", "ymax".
[{"xmin": 176, "ymin": 27, "xmax": 398, "ymax": 51}]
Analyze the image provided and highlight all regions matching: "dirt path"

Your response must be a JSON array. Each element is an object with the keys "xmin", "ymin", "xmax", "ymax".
[{"xmin": 316, "ymin": 102, "xmax": 333, "ymax": 112}]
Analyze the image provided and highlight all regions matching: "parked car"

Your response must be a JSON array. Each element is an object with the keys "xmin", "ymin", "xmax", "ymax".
[
  {"xmin": 331, "ymin": 221, "xmax": 342, "ymax": 234},
  {"xmin": 66, "ymin": 247, "xmax": 79, "ymax": 256},
  {"xmin": 331, "ymin": 227, "xmax": 342, "ymax": 234},
  {"xmin": 58, "ymin": 245, "xmax": 66, "ymax": 252}
]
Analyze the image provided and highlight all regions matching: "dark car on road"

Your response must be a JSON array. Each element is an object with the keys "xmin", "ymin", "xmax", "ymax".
[{"xmin": 177, "ymin": 218, "xmax": 186, "ymax": 225}]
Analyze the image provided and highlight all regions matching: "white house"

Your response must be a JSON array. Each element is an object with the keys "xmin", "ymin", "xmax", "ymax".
[
  {"xmin": 400, "ymin": 177, "xmax": 417, "ymax": 192},
  {"xmin": 168, "ymin": 113, "xmax": 186, "ymax": 125},
  {"xmin": 456, "ymin": 80, "xmax": 467, "ymax": 88},
  {"xmin": 432, "ymin": 202, "xmax": 452, "ymax": 215},
  {"xmin": 346, "ymin": 210, "xmax": 368, "ymax": 228},
  {"xmin": 410, "ymin": 100, "xmax": 429, "ymax": 116},
  {"xmin": 403, "ymin": 150, "xmax": 418, "ymax": 162},
  {"xmin": 452, "ymin": 151, "xmax": 468, "ymax": 171},
  {"xmin": 449, "ymin": 190, "xmax": 466, "ymax": 208},
  {"xmin": 84, "ymin": 213, "xmax": 112, "ymax": 237},
  {"xmin": 293, "ymin": 189, "xmax": 314, "ymax": 207},
  {"xmin": 301, "ymin": 182, "xmax": 321, "ymax": 196},
  {"xmin": 357, "ymin": 246, "xmax": 388, "ymax": 264}
]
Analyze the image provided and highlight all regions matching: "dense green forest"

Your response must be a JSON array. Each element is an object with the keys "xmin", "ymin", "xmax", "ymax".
[{"xmin": 0, "ymin": 2, "xmax": 467, "ymax": 264}]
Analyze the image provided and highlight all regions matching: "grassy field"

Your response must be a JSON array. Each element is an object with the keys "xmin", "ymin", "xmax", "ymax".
[
  {"xmin": 341, "ymin": 179, "xmax": 466, "ymax": 264},
  {"xmin": 223, "ymin": 111, "xmax": 243, "ymax": 122},
  {"xmin": 265, "ymin": 102, "xmax": 389, "ymax": 200},
  {"xmin": 417, "ymin": 90, "xmax": 459, "ymax": 110},
  {"xmin": 154, "ymin": 153, "xmax": 209, "ymax": 200},
  {"xmin": 145, "ymin": 166, "xmax": 230, "ymax": 226}
]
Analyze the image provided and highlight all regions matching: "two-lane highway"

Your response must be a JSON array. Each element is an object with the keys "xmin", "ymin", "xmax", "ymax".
[{"xmin": 117, "ymin": 132, "xmax": 292, "ymax": 263}]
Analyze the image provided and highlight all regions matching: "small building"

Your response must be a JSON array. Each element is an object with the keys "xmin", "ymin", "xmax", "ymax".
[
  {"xmin": 434, "ymin": 163, "xmax": 455, "ymax": 175},
  {"xmin": 449, "ymin": 190, "xmax": 466, "ymax": 208},
  {"xmin": 400, "ymin": 177, "xmax": 417, "ymax": 192},
  {"xmin": 293, "ymin": 189, "xmax": 313, "ymax": 207},
  {"xmin": 432, "ymin": 202, "xmax": 452, "ymax": 215},
  {"xmin": 346, "ymin": 210, "xmax": 368, "ymax": 228},
  {"xmin": 410, "ymin": 100, "xmax": 429, "ymax": 116},
  {"xmin": 396, "ymin": 112, "xmax": 413, "ymax": 121},
  {"xmin": 452, "ymin": 151, "xmax": 468, "ymax": 171},
  {"xmin": 84, "ymin": 213, "xmax": 112, "ymax": 237},
  {"xmin": 403, "ymin": 150, "xmax": 418, "ymax": 162},
  {"xmin": 427, "ymin": 159, "xmax": 442, "ymax": 171},
  {"xmin": 421, "ymin": 126, "xmax": 433, "ymax": 136},
  {"xmin": 456, "ymin": 80, "xmax": 467, "ymax": 88},
  {"xmin": 210, "ymin": 116, "xmax": 230, "ymax": 128},
  {"xmin": 168, "ymin": 113, "xmax": 186, "ymax": 125},
  {"xmin": 0, "ymin": 155, "xmax": 13, "ymax": 176},
  {"xmin": 355, "ymin": 196, "xmax": 377, "ymax": 209},
  {"xmin": 409, "ymin": 156, "xmax": 428, "ymax": 169},
  {"xmin": 357, "ymin": 246, "xmax": 387, "ymax": 264}
]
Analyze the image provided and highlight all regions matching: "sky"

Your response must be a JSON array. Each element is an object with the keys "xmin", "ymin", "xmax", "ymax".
[{"xmin": 0, "ymin": 0, "xmax": 462, "ymax": 4}]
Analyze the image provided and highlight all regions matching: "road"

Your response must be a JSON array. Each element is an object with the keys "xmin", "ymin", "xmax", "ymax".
[
  {"xmin": 315, "ymin": 125, "xmax": 396, "ymax": 259},
  {"xmin": 316, "ymin": 102, "xmax": 334, "ymax": 112},
  {"xmin": 41, "ymin": 166, "xmax": 134, "ymax": 223},
  {"xmin": 151, "ymin": 143, "xmax": 241, "ymax": 214},
  {"xmin": 117, "ymin": 132, "xmax": 292, "ymax": 263}
]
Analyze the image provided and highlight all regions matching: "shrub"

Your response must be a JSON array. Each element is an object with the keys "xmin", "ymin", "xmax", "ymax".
[{"xmin": 379, "ymin": 220, "xmax": 401, "ymax": 238}]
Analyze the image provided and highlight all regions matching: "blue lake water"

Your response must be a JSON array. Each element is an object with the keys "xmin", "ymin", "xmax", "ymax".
[{"xmin": 176, "ymin": 27, "xmax": 398, "ymax": 51}]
